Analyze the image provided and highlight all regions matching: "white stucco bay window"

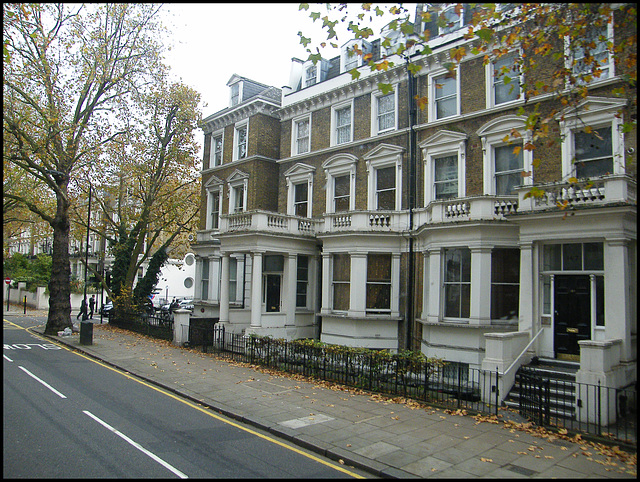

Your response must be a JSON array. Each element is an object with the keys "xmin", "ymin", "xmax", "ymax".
[
  {"xmin": 420, "ymin": 130, "xmax": 467, "ymax": 205},
  {"xmin": 284, "ymin": 163, "xmax": 315, "ymax": 218}
]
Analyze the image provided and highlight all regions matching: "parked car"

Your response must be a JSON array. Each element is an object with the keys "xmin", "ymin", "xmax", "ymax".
[
  {"xmin": 179, "ymin": 299, "xmax": 194, "ymax": 311},
  {"xmin": 100, "ymin": 301, "xmax": 113, "ymax": 317}
]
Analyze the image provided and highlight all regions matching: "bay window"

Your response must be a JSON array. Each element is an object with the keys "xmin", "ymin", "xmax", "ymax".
[
  {"xmin": 444, "ymin": 248, "xmax": 471, "ymax": 319},
  {"xmin": 332, "ymin": 254, "xmax": 350, "ymax": 311}
]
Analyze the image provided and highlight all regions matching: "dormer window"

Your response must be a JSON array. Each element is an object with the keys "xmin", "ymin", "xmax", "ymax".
[
  {"xmin": 439, "ymin": 5, "xmax": 464, "ymax": 35},
  {"xmin": 305, "ymin": 65, "xmax": 317, "ymax": 87},
  {"xmin": 230, "ymin": 82, "xmax": 241, "ymax": 107},
  {"xmin": 340, "ymin": 40, "xmax": 372, "ymax": 73},
  {"xmin": 381, "ymin": 29, "xmax": 404, "ymax": 57},
  {"xmin": 302, "ymin": 59, "xmax": 330, "ymax": 88}
]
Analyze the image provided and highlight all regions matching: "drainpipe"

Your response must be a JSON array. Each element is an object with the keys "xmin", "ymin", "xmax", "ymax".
[{"xmin": 405, "ymin": 56, "xmax": 418, "ymax": 351}]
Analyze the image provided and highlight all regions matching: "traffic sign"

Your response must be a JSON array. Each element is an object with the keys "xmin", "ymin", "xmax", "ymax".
[{"xmin": 5, "ymin": 277, "xmax": 10, "ymax": 285}]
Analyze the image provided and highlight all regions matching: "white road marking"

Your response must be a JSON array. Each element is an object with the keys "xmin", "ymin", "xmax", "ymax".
[
  {"xmin": 83, "ymin": 410, "xmax": 188, "ymax": 479},
  {"xmin": 4, "ymin": 354, "xmax": 14, "ymax": 362},
  {"xmin": 18, "ymin": 366, "xmax": 67, "ymax": 399}
]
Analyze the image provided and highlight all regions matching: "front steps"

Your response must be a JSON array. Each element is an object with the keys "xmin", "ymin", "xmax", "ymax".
[{"xmin": 503, "ymin": 357, "xmax": 580, "ymax": 421}]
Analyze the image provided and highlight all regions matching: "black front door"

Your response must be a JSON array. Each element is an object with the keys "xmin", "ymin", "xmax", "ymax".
[{"xmin": 554, "ymin": 275, "xmax": 591, "ymax": 359}]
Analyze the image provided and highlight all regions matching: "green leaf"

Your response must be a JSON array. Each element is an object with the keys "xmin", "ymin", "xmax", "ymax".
[
  {"xmin": 378, "ymin": 83, "xmax": 394, "ymax": 95},
  {"xmin": 475, "ymin": 28, "xmax": 494, "ymax": 42}
]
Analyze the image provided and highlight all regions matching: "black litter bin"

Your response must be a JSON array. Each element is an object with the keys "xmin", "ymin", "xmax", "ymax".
[{"xmin": 80, "ymin": 321, "xmax": 93, "ymax": 345}]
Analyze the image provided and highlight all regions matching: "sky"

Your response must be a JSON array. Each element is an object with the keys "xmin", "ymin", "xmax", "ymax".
[
  {"xmin": 160, "ymin": 3, "xmax": 398, "ymax": 116},
  {"xmin": 162, "ymin": 3, "xmax": 335, "ymax": 115}
]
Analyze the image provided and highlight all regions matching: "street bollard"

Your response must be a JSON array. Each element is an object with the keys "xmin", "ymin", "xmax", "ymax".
[{"xmin": 80, "ymin": 321, "xmax": 93, "ymax": 345}]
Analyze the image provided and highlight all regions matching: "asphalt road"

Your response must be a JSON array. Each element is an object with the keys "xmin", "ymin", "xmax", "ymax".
[{"xmin": 3, "ymin": 315, "xmax": 366, "ymax": 478}]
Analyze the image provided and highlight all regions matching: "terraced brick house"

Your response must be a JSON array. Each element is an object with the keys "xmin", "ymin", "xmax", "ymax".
[{"xmin": 190, "ymin": 4, "xmax": 636, "ymax": 404}]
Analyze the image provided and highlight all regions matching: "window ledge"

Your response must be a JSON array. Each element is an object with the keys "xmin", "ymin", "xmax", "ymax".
[{"xmin": 417, "ymin": 318, "xmax": 518, "ymax": 329}]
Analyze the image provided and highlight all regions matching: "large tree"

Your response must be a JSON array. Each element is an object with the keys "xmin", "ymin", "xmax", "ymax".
[
  {"xmin": 4, "ymin": 4, "xmax": 166, "ymax": 334},
  {"xmin": 71, "ymin": 81, "xmax": 202, "ymax": 309}
]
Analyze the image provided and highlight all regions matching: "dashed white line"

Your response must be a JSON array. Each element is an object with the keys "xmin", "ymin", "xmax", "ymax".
[
  {"xmin": 83, "ymin": 410, "xmax": 188, "ymax": 479},
  {"xmin": 18, "ymin": 366, "xmax": 67, "ymax": 399},
  {"xmin": 3, "ymin": 354, "xmax": 13, "ymax": 362}
]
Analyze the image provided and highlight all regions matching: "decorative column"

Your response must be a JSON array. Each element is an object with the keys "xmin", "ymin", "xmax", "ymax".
[
  {"xmin": 321, "ymin": 253, "xmax": 331, "ymax": 314},
  {"xmin": 421, "ymin": 250, "xmax": 429, "ymax": 319},
  {"xmin": 349, "ymin": 253, "xmax": 367, "ymax": 317},
  {"xmin": 469, "ymin": 246, "xmax": 492, "ymax": 325},
  {"xmin": 219, "ymin": 253, "xmax": 230, "ymax": 325},
  {"xmin": 250, "ymin": 251, "xmax": 264, "ymax": 328},
  {"xmin": 285, "ymin": 253, "xmax": 297, "ymax": 327},
  {"xmin": 391, "ymin": 253, "xmax": 401, "ymax": 316},
  {"xmin": 426, "ymin": 247, "xmax": 441, "ymax": 323},
  {"xmin": 518, "ymin": 242, "xmax": 534, "ymax": 335},
  {"xmin": 604, "ymin": 238, "xmax": 632, "ymax": 362}
]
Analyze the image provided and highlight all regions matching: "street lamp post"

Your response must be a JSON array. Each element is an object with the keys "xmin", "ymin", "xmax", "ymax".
[{"xmin": 82, "ymin": 184, "xmax": 92, "ymax": 321}]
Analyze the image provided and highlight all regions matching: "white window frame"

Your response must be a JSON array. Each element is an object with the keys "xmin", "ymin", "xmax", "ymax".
[
  {"xmin": 331, "ymin": 100, "xmax": 354, "ymax": 146},
  {"xmin": 230, "ymin": 81, "xmax": 242, "ymax": 107},
  {"xmin": 420, "ymin": 131, "xmax": 467, "ymax": 205},
  {"xmin": 364, "ymin": 144, "xmax": 404, "ymax": 211},
  {"xmin": 305, "ymin": 64, "xmax": 318, "ymax": 87},
  {"xmin": 291, "ymin": 114, "xmax": 311, "ymax": 156},
  {"xmin": 556, "ymin": 97, "xmax": 626, "ymax": 180},
  {"xmin": 227, "ymin": 170, "xmax": 249, "ymax": 214},
  {"xmin": 323, "ymin": 153, "xmax": 358, "ymax": 213},
  {"xmin": 340, "ymin": 39, "xmax": 372, "ymax": 73},
  {"xmin": 565, "ymin": 21, "xmax": 614, "ymax": 85},
  {"xmin": 209, "ymin": 130, "xmax": 224, "ymax": 167},
  {"xmin": 234, "ymin": 121, "xmax": 248, "ymax": 161},
  {"xmin": 478, "ymin": 116, "xmax": 533, "ymax": 195},
  {"xmin": 439, "ymin": 5, "xmax": 464, "ymax": 36},
  {"xmin": 380, "ymin": 28, "xmax": 405, "ymax": 57},
  {"xmin": 371, "ymin": 88, "xmax": 398, "ymax": 136},
  {"xmin": 284, "ymin": 163, "xmax": 315, "ymax": 218},
  {"xmin": 485, "ymin": 51, "xmax": 523, "ymax": 108},
  {"xmin": 429, "ymin": 69, "xmax": 460, "ymax": 122},
  {"xmin": 204, "ymin": 176, "xmax": 224, "ymax": 231}
]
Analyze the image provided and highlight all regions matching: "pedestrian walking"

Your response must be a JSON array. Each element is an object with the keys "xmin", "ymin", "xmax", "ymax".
[
  {"xmin": 89, "ymin": 295, "xmax": 95, "ymax": 319},
  {"xmin": 77, "ymin": 297, "xmax": 88, "ymax": 320},
  {"xmin": 169, "ymin": 297, "xmax": 179, "ymax": 314}
]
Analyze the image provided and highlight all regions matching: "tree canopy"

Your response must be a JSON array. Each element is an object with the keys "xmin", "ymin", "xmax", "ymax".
[{"xmin": 3, "ymin": 3, "xmax": 198, "ymax": 334}]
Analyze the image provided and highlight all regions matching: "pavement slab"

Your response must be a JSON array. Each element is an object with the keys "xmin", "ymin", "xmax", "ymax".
[{"xmin": 23, "ymin": 320, "xmax": 637, "ymax": 479}]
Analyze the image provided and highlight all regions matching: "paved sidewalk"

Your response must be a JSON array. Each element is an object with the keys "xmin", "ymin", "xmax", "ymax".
[{"xmin": 32, "ymin": 322, "xmax": 636, "ymax": 479}]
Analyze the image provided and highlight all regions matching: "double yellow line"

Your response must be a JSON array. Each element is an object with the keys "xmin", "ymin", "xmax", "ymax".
[{"xmin": 8, "ymin": 320, "xmax": 365, "ymax": 479}]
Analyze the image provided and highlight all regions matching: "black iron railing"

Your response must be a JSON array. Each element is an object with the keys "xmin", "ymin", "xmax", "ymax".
[
  {"xmin": 183, "ymin": 324, "xmax": 636, "ymax": 446},
  {"xmin": 109, "ymin": 309, "xmax": 173, "ymax": 341},
  {"xmin": 185, "ymin": 324, "xmax": 501, "ymax": 416}
]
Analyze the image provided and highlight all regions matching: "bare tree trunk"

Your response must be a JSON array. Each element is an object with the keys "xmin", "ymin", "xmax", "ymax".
[{"xmin": 44, "ymin": 187, "xmax": 72, "ymax": 335}]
